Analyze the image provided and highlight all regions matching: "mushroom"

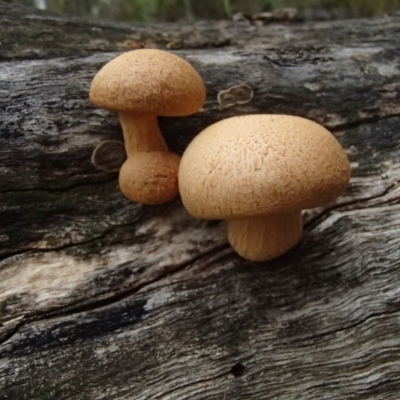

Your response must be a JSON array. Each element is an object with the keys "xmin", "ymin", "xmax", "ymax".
[
  {"xmin": 178, "ymin": 114, "xmax": 351, "ymax": 262},
  {"xmin": 90, "ymin": 49, "xmax": 206, "ymax": 204}
]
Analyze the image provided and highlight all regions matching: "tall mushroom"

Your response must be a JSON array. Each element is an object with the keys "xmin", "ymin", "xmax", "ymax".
[
  {"xmin": 178, "ymin": 114, "xmax": 351, "ymax": 262},
  {"xmin": 90, "ymin": 49, "xmax": 206, "ymax": 204}
]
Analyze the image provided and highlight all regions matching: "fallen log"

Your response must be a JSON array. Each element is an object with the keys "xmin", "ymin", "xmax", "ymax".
[{"xmin": 1, "ymin": 3, "xmax": 400, "ymax": 399}]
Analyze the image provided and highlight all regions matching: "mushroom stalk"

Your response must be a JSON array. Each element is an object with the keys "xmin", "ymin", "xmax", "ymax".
[
  {"xmin": 227, "ymin": 211, "xmax": 303, "ymax": 262},
  {"xmin": 118, "ymin": 111, "xmax": 168, "ymax": 157},
  {"xmin": 118, "ymin": 111, "xmax": 181, "ymax": 204}
]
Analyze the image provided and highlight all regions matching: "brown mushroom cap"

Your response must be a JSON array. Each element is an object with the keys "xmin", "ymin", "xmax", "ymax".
[
  {"xmin": 119, "ymin": 151, "xmax": 181, "ymax": 205},
  {"xmin": 178, "ymin": 114, "xmax": 350, "ymax": 219},
  {"xmin": 89, "ymin": 49, "xmax": 206, "ymax": 115}
]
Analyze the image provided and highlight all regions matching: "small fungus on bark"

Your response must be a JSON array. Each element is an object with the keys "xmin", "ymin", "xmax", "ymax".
[
  {"xmin": 217, "ymin": 84, "xmax": 253, "ymax": 108},
  {"xmin": 92, "ymin": 140, "xmax": 126, "ymax": 172}
]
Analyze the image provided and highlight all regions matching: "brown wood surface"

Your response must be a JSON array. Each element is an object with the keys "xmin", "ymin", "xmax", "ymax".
[{"xmin": 1, "ymin": 3, "xmax": 400, "ymax": 399}]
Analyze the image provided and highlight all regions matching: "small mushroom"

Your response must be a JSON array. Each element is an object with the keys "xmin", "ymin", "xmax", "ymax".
[
  {"xmin": 90, "ymin": 49, "xmax": 206, "ymax": 204},
  {"xmin": 178, "ymin": 114, "xmax": 351, "ymax": 262}
]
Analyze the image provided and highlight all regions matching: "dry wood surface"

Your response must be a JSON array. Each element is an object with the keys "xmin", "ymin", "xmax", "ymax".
[{"xmin": 1, "ymin": 3, "xmax": 400, "ymax": 399}]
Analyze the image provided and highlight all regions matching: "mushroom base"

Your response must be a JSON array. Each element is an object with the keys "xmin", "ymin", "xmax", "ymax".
[
  {"xmin": 227, "ymin": 212, "xmax": 303, "ymax": 262},
  {"xmin": 119, "ymin": 151, "xmax": 181, "ymax": 205}
]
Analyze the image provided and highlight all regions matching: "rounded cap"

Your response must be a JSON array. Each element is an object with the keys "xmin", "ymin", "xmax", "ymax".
[
  {"xmin": 90, "ymin": 49, "xmax": 206, "ymax": 116},
  {"xmin": 119, "ymin": 151, "xmax": 180, "ymax": 205},
  {"xmin": 178, "ymin": 114, "xmax": 350, "ymax": 219}
]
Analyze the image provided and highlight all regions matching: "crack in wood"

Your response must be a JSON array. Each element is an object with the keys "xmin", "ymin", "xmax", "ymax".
[
  {"xmin": 0, "ymin": 176, "xmax": 117, "ymax": 195},
  {"xmin": 304, "ymin": 182, "xmax": 400, "ymax": 229},
  {"xmin": 0, "ymin": 220, "xmax": 141, "ymax": 263},
  {"xmin": 287, "ymin": 309, "xmax": 400, "ymax": 345},
  {"xmin": 0, "ymin": 244, "xmax": 228, "ymax": 347},
  {"xmin": 331, "ymin": 112, "xmax": 400, "ymax": 132}
]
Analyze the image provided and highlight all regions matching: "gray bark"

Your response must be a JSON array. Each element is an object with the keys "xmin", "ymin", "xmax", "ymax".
[{"xmin": 1, "ymin": 3, "xmax": 400, "ymax": 399}]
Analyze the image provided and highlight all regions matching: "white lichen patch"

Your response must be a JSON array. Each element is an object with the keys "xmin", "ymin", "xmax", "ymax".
[
  {"xmin": 0, "ymin": 206, "xmax": 226, "ymax": 321},
  {"xmin": 334, "ymin": 46, "xmax": 383, "ymax": 60},
  {"xmin": 188, "ymin": 51, "xmax": 243, "ymax": 66}
]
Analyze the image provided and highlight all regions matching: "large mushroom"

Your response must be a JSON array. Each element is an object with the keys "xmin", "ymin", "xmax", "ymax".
[
  {"xmin": 90, "ymin": 49, "xmax": 206, "ymax": 204},
  {"xmin": 178, "ymin": 114, "xmax": 351, "ymax": 262}
]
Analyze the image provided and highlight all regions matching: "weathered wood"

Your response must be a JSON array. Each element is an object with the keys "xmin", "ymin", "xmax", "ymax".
[{"xmin": 1, "ymin": 3, "xmax": 400, "ymax": 399}]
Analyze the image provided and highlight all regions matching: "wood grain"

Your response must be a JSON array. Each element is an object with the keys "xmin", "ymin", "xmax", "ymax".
[{"xmin": 1, "ymin": 3, "xmax": 400, "ymax": 399}]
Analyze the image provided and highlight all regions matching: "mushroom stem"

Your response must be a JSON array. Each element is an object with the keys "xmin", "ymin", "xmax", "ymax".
[
  {"xmin": 227, "ymin": 211, "xmax": 303, "ymax": 262},
  {"xmin": 118, "ymin": 111, "xmax": 168, "ymax": 157}
]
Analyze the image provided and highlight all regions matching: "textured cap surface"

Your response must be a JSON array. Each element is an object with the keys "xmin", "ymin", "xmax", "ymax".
[
  {"xmin": 90, "ymin": 49, "xmax": 206, "ymax": 115},
  {"xmin": 178, "ymin": 114, "xmax": 350, "ymax": 219}
]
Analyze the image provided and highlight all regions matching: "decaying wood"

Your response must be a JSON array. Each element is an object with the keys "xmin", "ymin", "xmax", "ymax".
[{"xmin": 1, "ymin": 3, "xmax": 400, "ymax": 399}]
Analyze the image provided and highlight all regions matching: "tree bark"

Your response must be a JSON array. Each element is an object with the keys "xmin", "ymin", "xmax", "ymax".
[{"xmin": 1, "ymin": 3, "xmax": 400, "ymax": 399}]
